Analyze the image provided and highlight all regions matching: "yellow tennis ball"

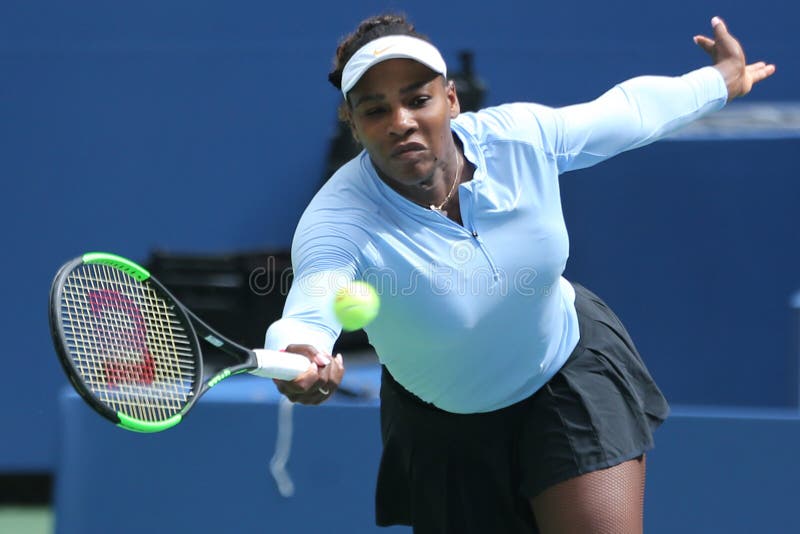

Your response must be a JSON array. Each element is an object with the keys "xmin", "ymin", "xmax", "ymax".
[{"xmin": 333, "ymin": 281, "xmax": 380, "ymax": 332}]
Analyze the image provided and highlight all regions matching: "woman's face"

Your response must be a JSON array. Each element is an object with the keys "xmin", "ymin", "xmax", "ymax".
[{"xmin": 346, "ymin": 58, "xmax": 460, "ymax": 188}]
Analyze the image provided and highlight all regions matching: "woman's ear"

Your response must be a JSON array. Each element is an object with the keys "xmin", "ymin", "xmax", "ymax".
[
  {"xmin": 340, "ymin": 103, "xmax": 361, "ymax": 145},
  {"xmin": 348, "ymin": 120, "xmax": 361, "ymax": 145},
  {"xmin": 447, "ymin": 80, "xmax": 461, "ymax": 119}
]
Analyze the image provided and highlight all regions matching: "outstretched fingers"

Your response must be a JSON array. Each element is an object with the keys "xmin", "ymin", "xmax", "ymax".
[
  {"xmin": 693, "ymin": 34, "xmax": 715, "ymax": 55},
  {"xmin": 711, "ymin": 15, "xmax": 729, "ymax": 39},
  {"xmin": 746, "ymin": 61, "xmax": 777, "ymax": 84},
  {"xmin": 695, "ymin": 15, "xmax": 776, "ymax": 100}
]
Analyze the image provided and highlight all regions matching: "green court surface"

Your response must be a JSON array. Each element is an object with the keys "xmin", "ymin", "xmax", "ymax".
[{"xmin": 0, "ymin": 507, "xmax": 52, "ymax": 534}]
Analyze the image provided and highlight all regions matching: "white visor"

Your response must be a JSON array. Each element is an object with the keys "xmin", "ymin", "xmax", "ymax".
[{"xmin": 341, "ymin": 35, "xmax": 447, "ymax": 98}]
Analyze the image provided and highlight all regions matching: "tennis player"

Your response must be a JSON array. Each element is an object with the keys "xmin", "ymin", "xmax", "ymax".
[{"xmin": 265, "ymin": 14, "xmax": 774, "ymax": 533}]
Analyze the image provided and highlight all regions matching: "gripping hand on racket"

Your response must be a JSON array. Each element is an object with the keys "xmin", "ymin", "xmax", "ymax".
[
  {"xmin": 272, "ymin": 344, "xmax": 345, "ymax": 405},
  {"xmin": 694, "ymin": 16, "xmax": 776, "ymax": 101}
]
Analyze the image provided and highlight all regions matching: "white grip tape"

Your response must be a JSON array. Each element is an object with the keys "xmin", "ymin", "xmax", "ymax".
[{"xmin": 251, "ymin": 349, "xmax": 312, "ymax": 380}]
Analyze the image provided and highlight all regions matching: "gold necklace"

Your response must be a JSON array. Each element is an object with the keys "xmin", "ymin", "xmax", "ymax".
[{"xmin": 430, "ymin": 149, "xmax": 463, "ymax": 212}]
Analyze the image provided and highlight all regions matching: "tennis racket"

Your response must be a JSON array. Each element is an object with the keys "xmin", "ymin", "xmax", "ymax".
[{"xmin": 49, "ymin": 252, "xmax": 312, "ymax": 433}]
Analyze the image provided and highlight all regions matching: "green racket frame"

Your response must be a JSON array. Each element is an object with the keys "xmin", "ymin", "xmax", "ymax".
[{"xmin": 49, "ymin": 252, "xmax": 255, "ymax": 432}]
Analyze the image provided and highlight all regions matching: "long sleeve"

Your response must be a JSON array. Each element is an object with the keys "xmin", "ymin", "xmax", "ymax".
[
  {"xmin": 264, "ymin": 168, "xmax": 370, "ymax": 353},
  {"xmin": 554, "ymin": 66, "xmax": 728, "ymax": 172},
  {"xmin": 264, "ymin": 269, "xmax": 352, "ymax": 354}
]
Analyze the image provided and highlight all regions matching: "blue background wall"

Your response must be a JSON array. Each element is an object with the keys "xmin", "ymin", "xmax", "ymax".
[
  {"xmin": 1, "ymin": 0, "xmax": 797, "ymax": 477},
  {"xmin": 562, "ymin": 139, "xmax": 800, "ymax": 409}
]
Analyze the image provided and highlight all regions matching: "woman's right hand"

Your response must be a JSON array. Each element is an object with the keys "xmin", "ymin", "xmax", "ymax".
[{"xmin": 272, "ymin": 344, "xmax": 345, "ymax": 405}]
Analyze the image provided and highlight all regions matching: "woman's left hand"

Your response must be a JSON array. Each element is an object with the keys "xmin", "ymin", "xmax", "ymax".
[{"xmin": 693, "ymin": 16, "xmax": 776, "ymax": 101}]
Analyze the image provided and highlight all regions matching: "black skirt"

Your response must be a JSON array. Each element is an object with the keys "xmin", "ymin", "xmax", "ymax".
[{"xmin": 375, "ymin": 283, "xmax": 669, "ymax": 534}]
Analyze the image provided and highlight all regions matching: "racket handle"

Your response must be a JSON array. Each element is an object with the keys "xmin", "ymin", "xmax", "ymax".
[{"xmin": 250, "ymin": 349, "xmax": 313, "ymax": 380}]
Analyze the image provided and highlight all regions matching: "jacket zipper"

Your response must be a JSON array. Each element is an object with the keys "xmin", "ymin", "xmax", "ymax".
[{"xmin": 433, "ymin": 207, "xmax": 501, "ymax": 280}]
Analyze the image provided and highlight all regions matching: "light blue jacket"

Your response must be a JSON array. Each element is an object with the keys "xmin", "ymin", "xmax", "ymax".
[{"xmin": 265, "ymin": 66, "xmax": 727, "ymax": 413}]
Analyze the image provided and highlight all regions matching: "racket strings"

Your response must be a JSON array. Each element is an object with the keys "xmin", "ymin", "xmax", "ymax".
[{"xmin": 60, "ymin": 263, "xmax": 197, "ymax": 422}]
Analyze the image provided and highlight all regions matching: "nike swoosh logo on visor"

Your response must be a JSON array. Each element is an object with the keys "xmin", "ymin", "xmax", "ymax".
[{"xmin": 372, "ymin": 45, "xmax": 394, "ymax": 56}]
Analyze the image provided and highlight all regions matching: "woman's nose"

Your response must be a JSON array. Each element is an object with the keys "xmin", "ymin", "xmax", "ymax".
[{"xmin": 389, "ymin": 107, "xmax": 417, "ymax": 136}]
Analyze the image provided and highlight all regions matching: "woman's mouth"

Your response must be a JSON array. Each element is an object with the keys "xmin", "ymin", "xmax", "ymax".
[{"xmin": 391, "ymin": 142, "xmax": 426, "ymax": 159}]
